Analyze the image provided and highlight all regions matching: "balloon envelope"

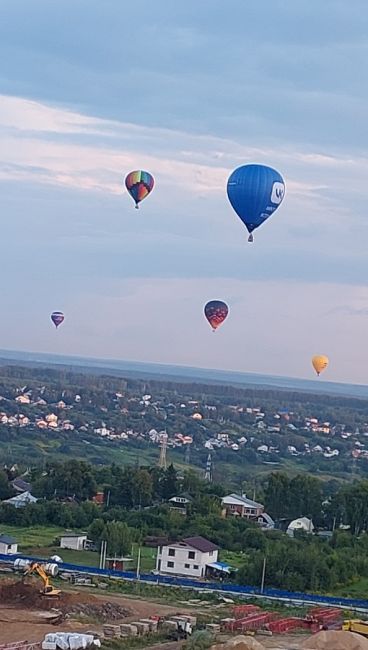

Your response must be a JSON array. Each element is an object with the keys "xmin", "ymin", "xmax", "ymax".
[
  {"xmin": 312, "ymin": 355, "xmax": 329, "ymax": 376},
  {"xmin": 204, "ymin": 300, "xmax": 229, "ymax": 331},
  {"xmin": 227, "ymin": 164, "xmax": 285, "ymax": 236},
  {"xmin": 51, "ymin": 311, "xmax": 65, "ymax": 328},
  {"xmin": 125, "ymin": 170, "xmax": 154, "ymax": 207}
]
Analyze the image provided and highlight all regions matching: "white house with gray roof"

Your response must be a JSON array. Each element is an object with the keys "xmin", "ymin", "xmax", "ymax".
[
  {"xmin": 0, "ymin": 534, "xmax": 18, "ymax": 555},
  {"xmin": 156, "ymin": 536, "xmax": 219, "ymax": 578}
]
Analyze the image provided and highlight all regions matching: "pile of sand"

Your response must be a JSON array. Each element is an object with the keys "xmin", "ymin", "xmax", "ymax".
[
  {"xmin": 211, "ymin": 636, "xmax": 265, "ymax": 650},
  {"xmin": 302, "ymin": 629, "xmax": 368, "ymax": 649}
]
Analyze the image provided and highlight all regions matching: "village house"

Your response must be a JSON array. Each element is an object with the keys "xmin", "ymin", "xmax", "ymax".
[
  {"xmin": 11, "ymin": 477, "xmax": 31, "ymax": 494},
  {"xmin": 156, "ymin": 535, "xmax": 219, "ymax": 578},
  {"xmin": 287, "ymin": 517, "xmax": 314, "ymax": 537},
  {"xmin": 221, "ymin": 493, "xmax": 274, "ymax": 528},
  {"xmin": 168, "ymin": 494, "xmax": 192, "ymax": 515},
  {"xmin": 3, "ymin": 491, "xmax": 38, "ymax": 508},
  {"xmin": 59, "ymin": 532, "xmax": 89, "ymax": 550},
  {"xmin": 0, "ymin": 534, "xmax": 18, "ymax": 555}
]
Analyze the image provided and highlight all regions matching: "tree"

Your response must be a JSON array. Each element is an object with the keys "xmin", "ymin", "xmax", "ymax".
[
  {"xmin": 160, "ymin": 464, "xmax": 178, "ymax": 500},
  {"xmin": 264, "ymin": 472, "xmax": 290, "ymax": 520},
  {"xmin": 0, "ymin": 470, "xmax": 13, "ymax": 500},
  {"xmin": 104, "ymin": 521, "xmax": 133, "ymax": 556},
  {"xmin": 88, "ymin": 518, "xmax": 105, "ymax": 545}
]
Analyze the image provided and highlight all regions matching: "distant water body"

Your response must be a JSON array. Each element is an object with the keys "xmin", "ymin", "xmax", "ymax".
[{"xmin": 0, "ymin": 348, "xmax": 367, "ymax": 399}]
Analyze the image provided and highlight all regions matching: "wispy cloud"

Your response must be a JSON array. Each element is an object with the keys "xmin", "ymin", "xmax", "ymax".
[{"xmin": 1, "ymin": 94, "xmax": 365, "ymax": 201}]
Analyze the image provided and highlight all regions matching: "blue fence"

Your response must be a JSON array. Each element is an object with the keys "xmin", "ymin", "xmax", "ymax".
[{"xmin": 1, "ymin": 552, "xmax": 367, "ymax": 611}]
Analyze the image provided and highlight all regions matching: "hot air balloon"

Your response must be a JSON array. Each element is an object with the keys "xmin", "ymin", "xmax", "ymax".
[
  {"xmin": 227, "ymin": 164, "xmax": 285, "ymax": 242},
  {"xmin": 51, "ymin": 311, "xmax": 65, "ymax": 329},
  {"xmin": 125, "ymin": 170, "xmax": 154, "ymax": 208},
  {"xmin": 204, "ymin": 300, "xmax": 229, "ymax": 332},
  {"xmin": 312, "ymin": 355, "xmax": 329, "ymax": 376}
]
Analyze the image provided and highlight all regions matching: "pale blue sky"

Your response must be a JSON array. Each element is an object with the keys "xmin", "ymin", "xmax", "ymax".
[{"xmin": 0, "ymin": 1, "xmax": 368, "ymax": 383}]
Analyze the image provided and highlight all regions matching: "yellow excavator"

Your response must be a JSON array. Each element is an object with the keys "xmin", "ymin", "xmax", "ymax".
[
  {"xmin": 24, "ymin": 562, "xmax": 61, "ymax": 597},
  {"xmin": 342, "ymin": 620, "xmax": 368, "ymax": 637}
]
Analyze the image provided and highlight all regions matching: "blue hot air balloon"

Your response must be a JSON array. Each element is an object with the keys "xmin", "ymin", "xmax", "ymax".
[{"xmin": 227, "ymin": 164, "xmax": 285, "ymax": 242}]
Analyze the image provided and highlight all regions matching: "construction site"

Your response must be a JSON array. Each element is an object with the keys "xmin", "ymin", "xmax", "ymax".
[{"xmin": 1, "ymin": 565, "xmax": 368, "ymax": 650}]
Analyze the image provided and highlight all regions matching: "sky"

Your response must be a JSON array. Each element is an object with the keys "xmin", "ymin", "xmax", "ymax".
[{"xmin": 0, "ymin": 0, "xmax": 368, "ymax": 383}]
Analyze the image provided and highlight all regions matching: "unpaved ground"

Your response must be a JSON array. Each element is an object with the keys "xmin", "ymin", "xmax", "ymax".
[
  {"xmin": 262, "ymin": 634, "xmax": 307, "ymax": 649},
  {"xmin": 0, "ymin": 581, "xmax": 193, "ymax": 644},
  {"xmin": 0, "ymin": 579, "xmax": 313, "ymax": 648}
]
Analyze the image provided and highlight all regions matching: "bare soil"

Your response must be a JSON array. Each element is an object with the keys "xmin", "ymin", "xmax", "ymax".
[
  {"xmin": 0, "ymin": 579, "xmax": 315, "ymax": 648},
  {"xmin": 0, "ymin": 578, "xmax": 194, "ymax": 644}
]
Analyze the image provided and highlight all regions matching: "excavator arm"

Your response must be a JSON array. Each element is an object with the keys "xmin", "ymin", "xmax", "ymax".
[{"xmin": 24, "ymin": 562, "xmax": 61, "ymax": 597}]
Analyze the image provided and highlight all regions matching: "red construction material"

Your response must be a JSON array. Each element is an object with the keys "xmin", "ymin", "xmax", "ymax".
[
  {"xmin": 268, "ymin": 617, "xmax": 312, "ymax": 633},
  {"xmin": 232, "ymin": 604, "xmax": 260, "ymax": 619},
  {"xmin": 308, "ymin": 608, "xmax": 342, "ymax": 624},
  {"xmin": 225, "ymin": 611, "xmax": 277, "ymax": 632}
]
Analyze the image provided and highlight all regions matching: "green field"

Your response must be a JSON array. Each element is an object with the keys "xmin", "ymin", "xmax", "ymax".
[
  {"xmin": 0, "ymin": 524, "xmax": 65, "ymax": 548},
  {"xmin": 0, "ymin": 524, "xmax": 158, "ymax": 571}
]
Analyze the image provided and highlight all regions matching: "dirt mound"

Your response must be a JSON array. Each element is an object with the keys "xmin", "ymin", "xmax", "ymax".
[
  {"xmin": 65, "ymin": 601, "xmax": 131, "ymax": 622},
  {"xmin": 0, "ymin": 579, "xmax": 131, "ymax": 622},
  {"xmin": 302, "ymin": 629, "xmax": 368, "ymax": 649},
  {"xmin": 211, "ymin": 636, "xmax": 265, "ymax": 650}
]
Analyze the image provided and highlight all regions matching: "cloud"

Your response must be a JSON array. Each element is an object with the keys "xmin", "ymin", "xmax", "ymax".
[
  {"xmin": 0, "ymin": 1, "xmax": 367, "ymax": 150},
  {"xmin": 0, "ymin": 0, "xmax": 368, "ymax": 383}
]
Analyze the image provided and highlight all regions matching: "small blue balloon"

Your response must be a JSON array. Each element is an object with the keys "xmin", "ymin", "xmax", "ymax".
[{"xmin": 227, "ymin": 164, "xmax": 285, "ymax": 240}]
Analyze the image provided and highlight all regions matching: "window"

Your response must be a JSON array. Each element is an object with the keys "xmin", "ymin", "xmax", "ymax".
[
  {"xmin": 193, "ymin": 564, "xmax": 199, "ymax": 570},
  {"xmin": 167, "ymin": 561, "xmax": 174, "ymax": 568},
  {"xmin": 168, "ymin": 548, "xmax": 175, "ymax": 557},
  {"xmin": 209, "ymin": 551, "xmax": 213, "ymax": 556},
  {"xmin": 188, "ymin": 551, "xmax": 195, "ymax": 559},
  {"xmin": 184, "ymin": 563, "xmax": 190, "ymax": 569}
]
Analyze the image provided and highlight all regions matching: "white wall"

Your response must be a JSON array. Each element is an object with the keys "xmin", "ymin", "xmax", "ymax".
[
  {"xmin": 156, "ymin": 544, "xmax": 218, "ymax": 578},
  {"xmin": 60, "ymin": 536, "xmax": 86, "ymax": 550},
  {"xmin": 0, "ymin": 542, "xmax": 18, "ymax": 555}
]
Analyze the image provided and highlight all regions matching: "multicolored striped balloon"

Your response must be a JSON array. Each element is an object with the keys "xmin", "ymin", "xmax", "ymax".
[
  {"xmin": 125, "ymin": 170, "xmax": 154, "ymax": 208},
  {"xmin": 204, "ymin": 300, "xmax": 229, "ymax": 332},
  {"xmin": 51, "ymin": 311, "xmax": 65, "ymax": 329}
]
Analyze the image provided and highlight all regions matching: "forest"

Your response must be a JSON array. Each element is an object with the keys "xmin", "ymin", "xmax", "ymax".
[{"xmin": 2, "ymin": 459, "xmax": 368, "ymax": 594}]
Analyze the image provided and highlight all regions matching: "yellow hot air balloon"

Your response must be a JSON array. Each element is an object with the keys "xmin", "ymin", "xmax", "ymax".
[{"xmin": 312, "ymin": 355, "xmax": 329, "ymax": 376}]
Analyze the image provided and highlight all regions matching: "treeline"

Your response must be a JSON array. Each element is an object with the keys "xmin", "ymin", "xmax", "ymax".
[
  {"xmin": 238, "ymin": 528, "xmax": 368, "ymax": 592},
  {"xmin": 3, "ymin": 459, "xmax": 368, "ymax": 592},
  {"xmin": 12, "ymin": 460, "xmax": 368, "ymax": 536}
]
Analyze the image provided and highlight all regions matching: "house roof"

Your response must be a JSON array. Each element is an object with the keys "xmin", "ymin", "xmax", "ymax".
[
  {"xmin": 12, "ymin": 477, "xmax": 31, "ymax": 493},
  {"xmin": 0, "ymin": 534, "xmax": 16, "ymax": 544},
  {"xmin": 222, "ymin": 493, "xmax": 264, "ymax": 509},
  {"xmin": 60, "ymin": 532, "xmax": 87, "ymax": 538},
  {"xmin": 169, "ymin": 495, "xmax": 191, "ymax": 503},
  {"xmin": 3, "ymin": 491, "xmax": 37, "ymax": 506},
  {"xmin": 206, "ymin": 561, "xmax": 231, "ymax": 573},
  {"xmin": 287, "ymin": 517, "xmax": 314, "ymax": 531},
  {"xmin": 182, "ymin": 536, "xmax": 219, "ymax": 553},
  {"xmin": 260, "ymin": 512, "xmax": 275, "ymax": 526}
]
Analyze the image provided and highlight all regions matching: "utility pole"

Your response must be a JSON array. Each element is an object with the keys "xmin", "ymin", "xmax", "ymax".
[
  {"xmin": 260, "ymin": 556, "xmax": 266, "ymax": 594},
  {"xmin": 136, "ymin": 547, "xmax": 141, "ymax": 580},
  {"xmin": 159, "ymin": 432, "xmax": 168, "ymax": 470},
  {"xmin": 205, "ymin": 453, "xmax": 212, "ymax": 482}
]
